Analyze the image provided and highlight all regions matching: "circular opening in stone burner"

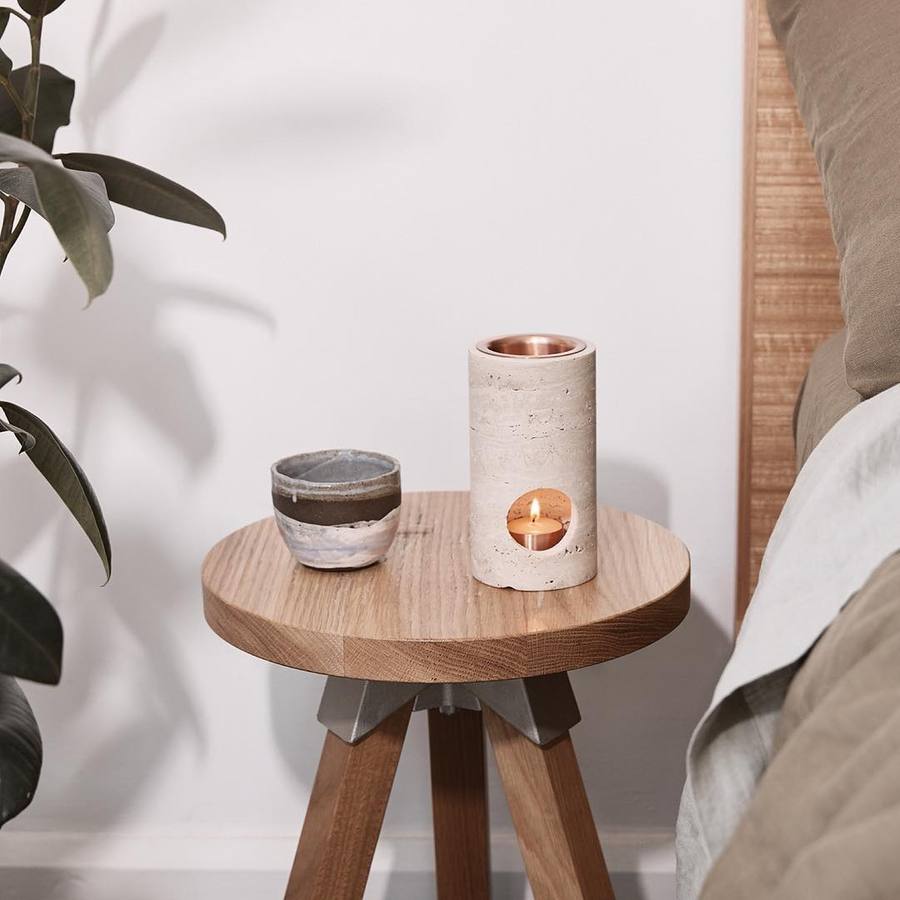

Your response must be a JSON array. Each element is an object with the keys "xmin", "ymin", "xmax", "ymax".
[
  {"xmin": 477, "ymin": 334, "xmax": 586, "ymax": 358},
  {"xmin": 507, "ymin": 488, "xmax": 572, "ymax": 552}
]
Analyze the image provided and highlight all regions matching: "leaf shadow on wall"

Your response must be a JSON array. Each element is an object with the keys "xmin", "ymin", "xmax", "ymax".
[
  {"xmin": 78, "ymin": 0, "xmax": 419, "ymax": 164},
  {"xmin": 0, "ymin": 258, "xmax": 272, "ymax": 831},
  {"xmin": 79, "ymin": 6, "xmax": 167, "ymax": 149}
]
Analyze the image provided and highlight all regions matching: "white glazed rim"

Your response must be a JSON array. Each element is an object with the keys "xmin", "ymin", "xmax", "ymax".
[{"xmin": 271, "ymin": 449, "xmax": 400, "ymax": 498}]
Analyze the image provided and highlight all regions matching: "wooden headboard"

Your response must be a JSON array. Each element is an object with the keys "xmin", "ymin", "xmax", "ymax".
[{"xmin": 736, "ymin": 0, "xmax": 843, "ymax": 629}]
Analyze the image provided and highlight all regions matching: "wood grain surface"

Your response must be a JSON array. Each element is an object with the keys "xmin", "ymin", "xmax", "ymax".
[
  {"xmin": 485, "ymin": 708, "xmax": 614, "ymax": 900},
  {"xmin": 284, "ymin": 701, "xmax": 412, "ymax": 900},
  {"xmin": 737, "ymin": 0, "xmax": 842, "ymax": 629},
  {"xmin": 428, "ymin": 708, "xmax": 491, "ymax": 899},
  {"xmin": 203, "ymin": 492, "xmax": 690, "ymax": 683}
]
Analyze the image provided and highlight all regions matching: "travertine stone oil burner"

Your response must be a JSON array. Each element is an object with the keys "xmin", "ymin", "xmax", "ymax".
[{"xmin": 469, "ymin": 334, "xmax": 597, "ymax": 591}]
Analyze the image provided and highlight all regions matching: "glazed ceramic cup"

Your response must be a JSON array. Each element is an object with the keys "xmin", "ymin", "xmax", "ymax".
[{"xmin": 271, "ymin": 449, "xmax": 401, "ymax": 570}]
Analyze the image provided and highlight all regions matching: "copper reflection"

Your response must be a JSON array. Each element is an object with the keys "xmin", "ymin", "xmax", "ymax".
[
  {"xmin": 476, "ymin": 334, "xmax": 586, "ymax": 358},
  {"xmin": 509, "ymin": 528, "xmax": 566, "ymax": 551}
]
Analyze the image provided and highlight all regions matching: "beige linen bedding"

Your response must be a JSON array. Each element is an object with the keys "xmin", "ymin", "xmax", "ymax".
[
  {"xmin": 793, "ymin": 329, "xmax": 860, "ymax": 471},
  {"xmin": 677, "ymin": 383, "xmax": 900, "ymax": 899},
  {"xmin": 769, "ymin": 0, "xmax": 900, "ymax": 397},
  {"xmin": 701, "ymin": 550, "xmax": 900, "ymax": 899}
]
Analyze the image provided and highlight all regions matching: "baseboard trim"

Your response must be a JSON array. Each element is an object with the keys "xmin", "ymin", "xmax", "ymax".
[{"xmin": 0, "ymin": 826, "xmax": 674, "ymax": 875}]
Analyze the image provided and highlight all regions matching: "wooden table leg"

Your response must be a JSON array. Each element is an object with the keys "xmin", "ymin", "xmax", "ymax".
[
  {"xmin": 484, "ymin": 707, "xmax": 615, "ymax": 900},
  {"xmin": 428, "ymin": 708, "xmax": 491, "ymax": 899},
  {"xmin": 284, "ymin": 700, "xmax": 413, "ymax": 900}
]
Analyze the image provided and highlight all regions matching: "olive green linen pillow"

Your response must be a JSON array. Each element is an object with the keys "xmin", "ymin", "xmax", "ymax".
[
  {"xmin": 792, "ymin": 329, "xmax": 861, "ymax": 471},
  {"xmin": 769, "ymin": 0, "xmax": 900, "ymax": 398}
]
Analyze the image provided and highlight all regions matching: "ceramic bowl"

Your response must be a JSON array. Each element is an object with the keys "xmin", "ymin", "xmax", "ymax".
[{"xmin": 271, "ymin": 449, "xmax": 401, "ymax": 570}]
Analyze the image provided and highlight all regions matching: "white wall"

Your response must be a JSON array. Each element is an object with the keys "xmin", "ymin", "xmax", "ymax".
[{"xmin": 0, "ymin": 0, "xmax": 743, "ymax": 896}]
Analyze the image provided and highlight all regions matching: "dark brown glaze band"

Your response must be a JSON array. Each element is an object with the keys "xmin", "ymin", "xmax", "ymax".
[{"xmin": 272, "ymin": 491, "xmax": 401, "ymax": 526}]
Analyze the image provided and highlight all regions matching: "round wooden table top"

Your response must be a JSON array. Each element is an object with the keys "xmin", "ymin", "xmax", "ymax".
[{"xmin": 202, "ymin": 491, "xmax": 690, "ymax": 683}]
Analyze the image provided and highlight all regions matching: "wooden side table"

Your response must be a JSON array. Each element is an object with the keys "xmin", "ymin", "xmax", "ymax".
[{"xmin": 202, "ymin": 492, "xmax": 690, "ymax": 900}]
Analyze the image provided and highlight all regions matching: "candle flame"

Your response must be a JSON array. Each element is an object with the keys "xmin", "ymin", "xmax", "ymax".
[{"xmin": 530, "ymin": 497, "xmax": 541, "ymax": 522}]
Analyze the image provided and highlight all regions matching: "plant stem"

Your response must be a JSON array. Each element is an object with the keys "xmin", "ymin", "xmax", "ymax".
[
  {"xmin": 8, "ymin": 204, "xmax": 29, "ymax": 242},
  {"xmin": 0, "ymin": 75, "xmax": 26, "ymax": 119},
  {"xmin": 0, "ymin": 10, "xmax": 44, "ymax": 275},
  {"xmin": 21, "ymin": 13, "xmax": 43, "ymax": 142},
  {"xmin": 0, "ymin": 6, "xmax": 29, "ymax": 118},
  {"xmin": 0, "ymin": 199, "xmax": 31, "ymax": 265},
  {"xmin": 0, "ymin": 194, "xmax": 17, "ymax": 276},
  {"xmin": 0, "ymin": 7, "xmax": 30, "ymax": 26}
]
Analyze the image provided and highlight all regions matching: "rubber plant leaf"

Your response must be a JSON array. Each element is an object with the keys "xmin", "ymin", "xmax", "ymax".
[
  {"xmin": 0, "ymin": 134, "xmax": 111, "ymax": 299},
  {"xmin": 0, "ymin": 365, "xmax": 21, "ymax": 390},
  {"xmin": 0, "ymin": 560, "xmax": 62, "ymax": 685},
  {"xmin": 17, "ymin": 0, "xmax": 67, "ymax": 16},
  {"xmin": 57, "ymin": 153, "xmax": 226, "ymax": 238},
  {"xmin": 0, "ymin": 49, "xmax": 11, "ymax": 81},
  {"xmin": 0, "ymin": 166, "xmax": 115, "ymax": 231},
  {"xmin": 0, "ymin": 10, "xmax": 10, "ymax": 40},
  {"xmin": 0, "ymin": 416, "xmax": 34, "ymax": 452},
  {"xmin": 0, "ymin": 674, "xmax": 41, "ymax": 827},
  {"xmin": 0, "ymin": 65, "xmax": 74, "ymax": 153},
  {"xmin": 0, "ymin": 401, "xmax": 111, "ymax": 580}
]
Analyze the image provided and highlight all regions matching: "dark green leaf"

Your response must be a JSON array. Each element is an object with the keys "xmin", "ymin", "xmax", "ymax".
[
  {"xmin": 0, "ymin": 11, "xmax": 10, "ymax": 40},
  {"xmin": 0, "ymin": 165, "xmax": 115, "ymax": 231},
  {"xmin": 0, "ymin": 65, "xmax": 74, "ymax": 153},
  {"xmin": 17, "ymin": 0, "xmax": 67, "ymax": 16},
  {"xmin": 0, "ymin": 134, "xmax": 112, "ymax": 299},
  {"xmin": 0, "ymin": 416, "xmax": 34, "ymax": 452},
  {"xmin": 0, "ymin": 560, "xmax": 61, "ymax": 685},
  {"xmin": 0, "ymin": 49, "xmax": 11, "ymax": 81},
  {"xmin": 0, "ymin": 674, "xmax": 41, "ymax": 827},
  {"xmin": 57, "ymin": 153, "xmax": 226, "ymax": 238},
  {"xmin": 0, "ymin": 365, "xmax": 21, "ymax": 390},
  {"xmin": 0, "ymin": 401, "xmax": 111, "ymax": 580}
]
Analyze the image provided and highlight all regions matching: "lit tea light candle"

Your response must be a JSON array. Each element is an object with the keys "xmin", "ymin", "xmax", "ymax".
[{"xmin": 508, "ymin": 497, "xmax": 565, "ymax": 551}]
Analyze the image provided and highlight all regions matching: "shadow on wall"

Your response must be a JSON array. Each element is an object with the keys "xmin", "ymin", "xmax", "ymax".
[
  {"xmin": 0, "ymin": 259, "xmax": 271, "ymax": 830},
  {"xmin": 75, "ymin": 0, "xmax": 417, "ymax": 164},
  {"xmin": 78, "ymin": 2, "xmax": 167, "ymax": 149},
  {"xmin": 0, "ymin": 257, "xmax": 273, "ymax": 475},
  {"xmin": 575, "ymin": 456, "xmax": 731, "ymax": 829},
  {"xmin": 598, "ymin": 455, "xmax": 670, "ymax": 526}
]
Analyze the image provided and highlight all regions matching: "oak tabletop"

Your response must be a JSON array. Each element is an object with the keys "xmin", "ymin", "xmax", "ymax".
[{"xmin": 202, "ymin": 491, "xmax": 690, "ymax": 683}]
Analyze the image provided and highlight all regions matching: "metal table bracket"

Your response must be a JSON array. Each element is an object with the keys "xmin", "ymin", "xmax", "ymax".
[{"xmin": 317, "ymin": 672, "xmax": 580, "ymax": 746}]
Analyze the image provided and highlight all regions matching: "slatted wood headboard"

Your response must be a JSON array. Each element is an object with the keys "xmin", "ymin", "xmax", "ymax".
[{"xmin": 736, "ymin": 0, "xmax": 843, "ymax": 629}]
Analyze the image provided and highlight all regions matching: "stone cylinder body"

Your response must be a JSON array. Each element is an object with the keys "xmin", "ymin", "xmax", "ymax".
[{"xmin": 468, "ymin": 337, "xmax": 597, "ymax": 590}]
